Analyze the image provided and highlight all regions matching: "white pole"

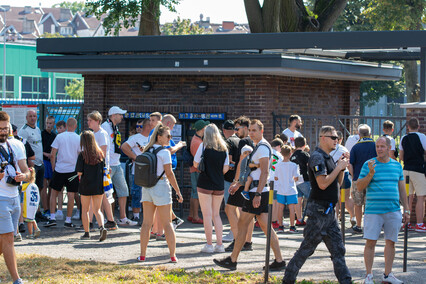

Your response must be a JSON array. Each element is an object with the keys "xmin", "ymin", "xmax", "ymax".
[{"xmin": 2, "ymin": 8, "xmax": 6, "ymax": 99}]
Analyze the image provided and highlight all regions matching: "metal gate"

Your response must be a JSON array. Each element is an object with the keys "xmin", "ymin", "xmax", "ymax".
[
  {"xmin": 39, "ymin": 104, "xmax": 84, "ymax": 133},
  {"xmin": 273, "ymin": 113, "xmax": 407, "ymax": 149}
]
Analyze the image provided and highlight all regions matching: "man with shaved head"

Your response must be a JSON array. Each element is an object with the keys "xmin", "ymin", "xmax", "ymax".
[
  {"xmin": 18, "ymin": 109, "xmax": 45, "ymax": 202},
  {"xmin": 356, "ymin": 136, "xmax": 409, "ymax": 284},
  {"xmin": 45, "ymin": 117, "xmax": 81, "ymax": 228}
]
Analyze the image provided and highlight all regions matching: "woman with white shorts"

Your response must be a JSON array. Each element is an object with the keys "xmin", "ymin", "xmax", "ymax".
[{"xmin": 138, "ymin": 123, "xmax": 183, "ymax": 263}]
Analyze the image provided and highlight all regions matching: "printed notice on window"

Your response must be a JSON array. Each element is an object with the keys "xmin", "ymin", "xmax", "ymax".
[{"xmin": 2, "ymin": 105, "xmax": 37, "ymax": 130}]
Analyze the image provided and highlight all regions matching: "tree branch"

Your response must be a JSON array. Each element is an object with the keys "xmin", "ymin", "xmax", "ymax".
[
  {"xmin": 315, "ymin": 0, "xmax": 348, "ymax": 31},
  {"xmin": 244, "ymin": 0, "xmax": 264, "ymax": 33}
]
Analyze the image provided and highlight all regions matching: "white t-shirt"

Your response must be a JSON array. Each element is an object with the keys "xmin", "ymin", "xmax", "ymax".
[
  {"xmin": 101, "ymin": 121, "xmax": 121, "ymax": 167},
  {"xmin": 51, "ymin": 131, "xmax": 81, "ymax": 173},
  {"xmin": 125, "ymin": 133, "xmax": 149, "ymax": 174},
  {"xmin": 249, "ymin": 138, "xmax": 271, "ymax": 193},
  {"xmin": 18, "ymin": 124, "xmax": 43, "ymax": 166},
  {"xmin": 274, "ymin": 161, "xmax": 300, "ymax": 196},
  {"xmin": 194, "ymin": 142, "xmax": 230, "ymax": 166},
  {"xmin": 269, "ymin": 148, "xmax": 283, "ymax": 182},
  {"xmin": 152, "ymin": 144, "xmax": 172, "ymax": 177},
  {"xmin": 399, "ymin": 132, "xmax": 426, "ymax": 151},
  {"xmin": 329, "ymin": 144, "xmax": 349, "ymax": 163},
  {"xmin": 0, "ymin": 140, "xmax": 26, "ymax": 198},
  {"xmin": 345, "ymin": 134, "xmax": 360, "ymax": 153},
  {"xmin": 94, "ymin": 127, "xmax": 110, "ymax": 169},
  {"xmin": 282, "ymin": 128, "xmax": 303, "ymax": 147}
]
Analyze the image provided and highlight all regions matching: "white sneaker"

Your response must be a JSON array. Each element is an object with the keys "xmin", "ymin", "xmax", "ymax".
[
  {"xmin": 222, "ymin": 231, "xmax": 234, "ymax": 242},
  {"xmin": 72, "ymin": 211, "xmax": 80, "ymax": 220},
  {"xmin": 117, "ymin": 218, "xmax": 138, "ymax": 226},
  {"xmin": 56, "ymin": 210, "xmax": 64, "ymax": 220},
  {"xmin": 382, "ymin": 272, "xmax": 403, "ymax": 284},
  {"xmin": 201, "ymin": 244, "xmax": 214, "ymax": 253},
  {"xmin": 214, "ymin": 244, "xmax": 225, "ymax": 253},
  {"xmin": 364, "ymin": 273, "xmax": 374, "ymax": 284}
]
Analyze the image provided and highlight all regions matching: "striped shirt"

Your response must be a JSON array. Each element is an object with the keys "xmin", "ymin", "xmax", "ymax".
[{"xmin": 359, "ymin": 157, "xmax": 403, "ymax": 214}]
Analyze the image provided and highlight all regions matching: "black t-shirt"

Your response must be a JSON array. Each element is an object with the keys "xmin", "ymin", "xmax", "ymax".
[
  {"xmin": 224, "ymin": 134, "xmax": 240, "ymax": 182},
  {"xmin": 197, "ymin": 148, "xmax": 227, "ymax": 190},
  {"xmin": 308, "ymin": 147, "xmax": 339, "ymax": 205},
  {"xmin": 41, "ymin": 130, "xmax": 56, "ymax": 161},
  {"xmin": 75, "ymin": 153, "xmax": 105, "ymax": 196},
  {"xmin": 290, "ymin": 149, "xmax": 310, "ymax": 181},
  {"xmin": 14, "ymin": 136, "xmax": 35, "ymax": 162},
  {"xmin": 402, "ymin": 133, "xmax": 425, "ymax": 174},
  {"xmin": 235, "ymin": 137, "xmax": 254, "ymax": 167}
]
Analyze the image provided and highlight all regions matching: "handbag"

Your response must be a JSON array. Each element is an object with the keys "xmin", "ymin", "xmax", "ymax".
[{"xmin": 197, "ymin": 147, "xmax": 205, "ymax": 172}]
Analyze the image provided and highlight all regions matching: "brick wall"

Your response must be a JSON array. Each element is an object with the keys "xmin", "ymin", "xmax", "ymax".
[{"xmin": 405, "ymin": 107, "xmax": 426, "ymax": 223}]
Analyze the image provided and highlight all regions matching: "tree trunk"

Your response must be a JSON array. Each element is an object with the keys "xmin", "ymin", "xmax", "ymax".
[
  {"xmin": 315, "ymin": 0, "xmax": 348, "ymax": 31},
  {"xmin": 244, "ymin": 0, "xmax": 264, "ymax": 33},
  {"xmin": 404, "ymin": 61, "xmax": 419, "ymax": 103},
  {"xmin": 138, "ymin": 0, "xmax": 160, "ymax": 36},
  {"xmin": 262, "ymin": 0, "xmax": 281, "ymax": 32}
]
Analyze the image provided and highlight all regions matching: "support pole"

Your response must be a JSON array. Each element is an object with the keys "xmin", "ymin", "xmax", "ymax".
[
  {"xmin": 420, "ymin": 48, "xmax": 425, "ymax": 102},
  {"xmin": 264, "ymin": 182, "xmax": 274, "ymax": 283},
  {"xmin": 403, "ymin": 176, "xmax": 409, "ymax": 272},
  {"xmin": 340, "ymin": 187, "xmax": 346, "ymax": 244}
]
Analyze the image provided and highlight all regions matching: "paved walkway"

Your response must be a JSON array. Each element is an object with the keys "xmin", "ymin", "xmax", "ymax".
[{"xmin": 15, "ymin": 212, "xmax": 426, "ymax": 283}]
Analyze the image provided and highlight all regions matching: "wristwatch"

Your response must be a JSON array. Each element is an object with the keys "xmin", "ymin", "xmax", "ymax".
[{"xmin": 254, "ymin": 192, "xmax": 261, "ymax": 197}]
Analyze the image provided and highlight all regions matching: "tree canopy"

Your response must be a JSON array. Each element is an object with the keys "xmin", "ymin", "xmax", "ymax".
[
  {"xmin": 161, "ymin": 17, "xmax": 208, "ymax": 35},
  {"xmin": 52, "ymin": 1, "xmax": 86, "ymax": 14},
  {"xmin": 65, "ymin": 79, "xmax": 84, "ymax": 99}
]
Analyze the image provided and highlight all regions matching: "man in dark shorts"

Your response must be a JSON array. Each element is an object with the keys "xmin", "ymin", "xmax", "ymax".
[
  {"xmin": 41, "ymin": 116, "xmax": 56, "ymax": 216},
  {"xmin": 283, "ymin": 126, "xmax": 352, "ymax": 284},
  {"xmin": 45, "ymin": 118, "xmax": 81, "ymax": 228},
  {"xmin": 224, "ymin": 116, "xmax": 254, "ymax": 252},
  {"xmin": 214, "ymin": 119, "xmax": 285, "ymax": 271}
]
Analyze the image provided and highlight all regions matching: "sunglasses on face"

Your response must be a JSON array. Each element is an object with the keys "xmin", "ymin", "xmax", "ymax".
[
  {"xmin": 234, "ymin": 127, "xmax": 242, "ymax": 131},
  {"xmin": 136, "ymin": 125, "xmax": 143, "ymax": 128},
  {"xmin": 322, "ymin": 135, "xmax": 339, "ymax": 140}
]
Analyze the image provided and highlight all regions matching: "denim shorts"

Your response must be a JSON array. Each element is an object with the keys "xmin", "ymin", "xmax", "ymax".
[
  {"xmin": 364, "ymin": 211, "xmax": 402, "ymax": 243},
  {"xmin": 297, "ymin": 181, "xmax": 311, "ymax": 198},
  {"xmin": 141, "ymin": 179, "xmax": 172, "ymax": 206},
  {"xmin": 130, "ymin": 174, "xmax": 142, "ymax": 209},
  {"xmin": 277, "ymin": 194, "xmax": 298, "ymax": 205},
  {"xmin": 342, "ymin": 171, "xmax": 352, "ymax": 190},
  {"xmin": 110, "ymin": 165, "xmax": 129, "ymax": 198},
  {"xmin": 223, "ymin": 180, "xmax": 231, "ymax": 204},
  {"xmin": 190, "ymin": 172, "xmax": 199, "ymax": 199},
  {"xmin": 0, "ymin": 195, "xmax": 21, "ymax": 234}
]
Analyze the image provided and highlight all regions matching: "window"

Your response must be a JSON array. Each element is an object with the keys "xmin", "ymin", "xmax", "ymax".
[
  {"xmin": 56, "ymin": 78, "xmax": 78, "ymax": 99},
  {"xmin": 0, "ymin": 76, "xmax": 15, "ymax": 98},
  {"xmin": 21, "ymin": 77, "xmax": 49, "ymax": 99},
  {"xmin": 60, "ymin": 27, "xmax": 72, "ymax": 35}
]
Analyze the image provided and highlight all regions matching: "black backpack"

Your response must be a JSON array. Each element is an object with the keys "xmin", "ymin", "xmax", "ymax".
[{"xmin": 134, "ymin": 146, "xmax": 165, "ymax": 188}]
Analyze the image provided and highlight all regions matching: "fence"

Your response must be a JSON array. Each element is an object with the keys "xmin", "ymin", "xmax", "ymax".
[{"xmin": 39, "ymin": 103, "xmax": 84, "ymax": 133}]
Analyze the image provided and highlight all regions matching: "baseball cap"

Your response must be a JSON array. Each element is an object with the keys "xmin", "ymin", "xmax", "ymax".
[
  {"xmin": 108, "ymin": 106, "xmax": 127, "ymax": 116},
  {"xmin": 223, "ymin": 120, "xmax": 234, "ymax": 130},
  {"xmin": 193, "ymin": 120, "xmax": 210, "ymax": 131}
]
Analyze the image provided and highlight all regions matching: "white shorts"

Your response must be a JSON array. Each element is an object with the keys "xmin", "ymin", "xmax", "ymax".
[
  {"xmin": 403, "ymin": 170, "xmax": 426, "ymax": 196},
  {"xmin": 363, "ymin": 211, "xmax": 402, "ymax": 243},
  {"xmin": 141, "ymin": 179, "xmax": 172, "ymax": 206}
]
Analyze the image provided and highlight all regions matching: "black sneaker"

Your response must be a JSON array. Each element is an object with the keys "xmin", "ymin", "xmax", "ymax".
[
  {"xmin": 213, "ymin": 256, "xmax": 237, "ymax": 270},
  {"xmin": 104, "ymin": 220, "xmax": 118, "ymax": 231},
  {"xmin": 172, "ymin": 217, "xmax": 184, "ymax": 230},
  {"xmin": 44, "ymin": 219, "xmax": 57, "ymax": 227},
  {"xmin": 80, "ymin": 232, "xmax": 90, "ymax": 240},
  {"xmin": 77, "ymin": 223, "xmax": 95, "ymax": 232},
  {"xmin": 225, "ymin": 240, "xmax": 235, "ymax": 252},
  {"xmin": 242, "ymin": 242, "xmax": 253, "ymax": 251},
  {"xmin": 263, "ymin": 259, "xmax": 286, "ymax": 271},
  {"xmin": 352, "ymin": 225, "xmax": 363, "ymax": 234},
  {"xmin": 19, "ymin": 223, "xmax": 26, "ymax": 233},
  {"xmin": 99, "ymin": 228, "xmax": 107, "ymax": 242},
  {"xmin": 64, "ymin": 222, "xmax": 76, "ymax": 228}
]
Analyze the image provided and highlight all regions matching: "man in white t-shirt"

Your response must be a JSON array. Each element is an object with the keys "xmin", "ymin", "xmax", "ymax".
[
  {"xmin": 101, "ymin": 106, "xmax": 137, "ymax": 226},
  {"xmin": 214, "ymin": 119, "xmax": 285, "ymax": 271},
  {"xmin": 0, "ymin": 111, "xmax": 30, "ymax": 284},
  {"xmin": 45, "ymin": 118, "xmax": 81, "ymax": 228},
  {"xmin": 382, "ymin": 120, "xmax": 397, "ymax": 160},
  {"xmin": 282, "ymin": 114, "xmax": 303, "ymax": 147},
  {"xmin": 18, "ymin": 109, "xmax": 44, "ymax": 195},
  {"xmin": 122, "ymin": 119, "xmax": 151, "ymax": 224}
]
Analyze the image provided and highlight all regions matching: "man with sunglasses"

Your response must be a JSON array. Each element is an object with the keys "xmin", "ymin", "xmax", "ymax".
[
  {"xmin": 348, "ymin": 124, "xmax": 376, "ymax": 234},
  {"xmin": 283, "ymin": 126, "xmax": 352, "ymax": 284}
]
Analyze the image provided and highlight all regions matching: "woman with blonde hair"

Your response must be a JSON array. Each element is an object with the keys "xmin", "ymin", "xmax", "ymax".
[
  {"xmin": 193, "ymin": 124, "xmax": 229, "ymax": 253},
  {"xmin": 138, "ymin": 123, "xmax": 183, "ymax": 263},
  {"xmin": 76, "ymin": 130, "xmax": 107, "ymax": 241}
]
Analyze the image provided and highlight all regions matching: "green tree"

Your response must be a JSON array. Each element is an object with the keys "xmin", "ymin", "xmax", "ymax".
[
  {"xmin": 65, "ymin": 79, "xmax": 84, "ymax": 99},
  {"xmin": 40, "ymin": 32, "xmax": 66, "ymax": 38},
  {"xmin": 85, "ymin": 0, "xmax": 180, "ymax": 36},
  {"xmin": 161, "ymin": 17, "xmax": 208, "ymax": 35},
  {"xmin": 53, "ymin": 1, "xmax": 86, "ymax": 14}
]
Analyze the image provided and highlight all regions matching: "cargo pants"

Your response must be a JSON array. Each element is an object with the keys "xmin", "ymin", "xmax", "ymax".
[{"xmin": 283, "ymin": 201, "xmax": 352, "ymax": 284}]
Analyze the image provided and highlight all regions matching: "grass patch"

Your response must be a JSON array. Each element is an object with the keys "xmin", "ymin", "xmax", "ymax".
[{"xmin": 0, "ymin": 254, "xmax": 338, "ymax": 283}]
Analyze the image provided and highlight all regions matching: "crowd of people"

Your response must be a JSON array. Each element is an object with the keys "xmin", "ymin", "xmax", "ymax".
[{"xmin": 0, "ymin": 107, "xmax": 425, "ymax": 284}]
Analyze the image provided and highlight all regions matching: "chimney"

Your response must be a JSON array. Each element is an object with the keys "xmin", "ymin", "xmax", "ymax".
[
  {"xmin": 59, "ymin": 8, "xmax": 71, "ymax": 22},
  {"xmin": 222, "ymin": 21, "xmax": 235, "ymax": 31},
  {"xmin": 23, "ymin": 18, "xmax": 35, "ymax": 34},
  {"xmin": 24, "ymin": 6, "xmax": 32, "ymax": 14}
]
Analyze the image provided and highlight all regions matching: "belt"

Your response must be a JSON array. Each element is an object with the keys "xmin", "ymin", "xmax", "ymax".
[{"xmin": 310, "ymin": 199, "xmax": 335, "ymax": 208}]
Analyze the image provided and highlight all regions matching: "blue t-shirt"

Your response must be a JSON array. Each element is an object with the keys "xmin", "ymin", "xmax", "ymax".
[
  {"xmin": 359, "ymin": 157, "xmax": 403, "ymax": 214},
  {"xmin": 149, "ymin": 129, "xmax": 177, "ymax": 170},
  {"xmin": 349, "ymin": 138, "xmax": 376, "ymax": 180}
]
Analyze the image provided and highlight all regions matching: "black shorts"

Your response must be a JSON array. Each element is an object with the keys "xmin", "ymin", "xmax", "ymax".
[
  {"xmin": 50, "ymin": 171, "xmax": 79, "ymax": 193},
  {"xmin": 226, "ymin": 185, "xmax": 245, "ymax": 208},
  {"xmin": 242, "ymin": 191, "xmax": 269, "ymax": 215},
  {"xmin": 34, "ymin": 164, "xmax": 45, "ymax": 191}
]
